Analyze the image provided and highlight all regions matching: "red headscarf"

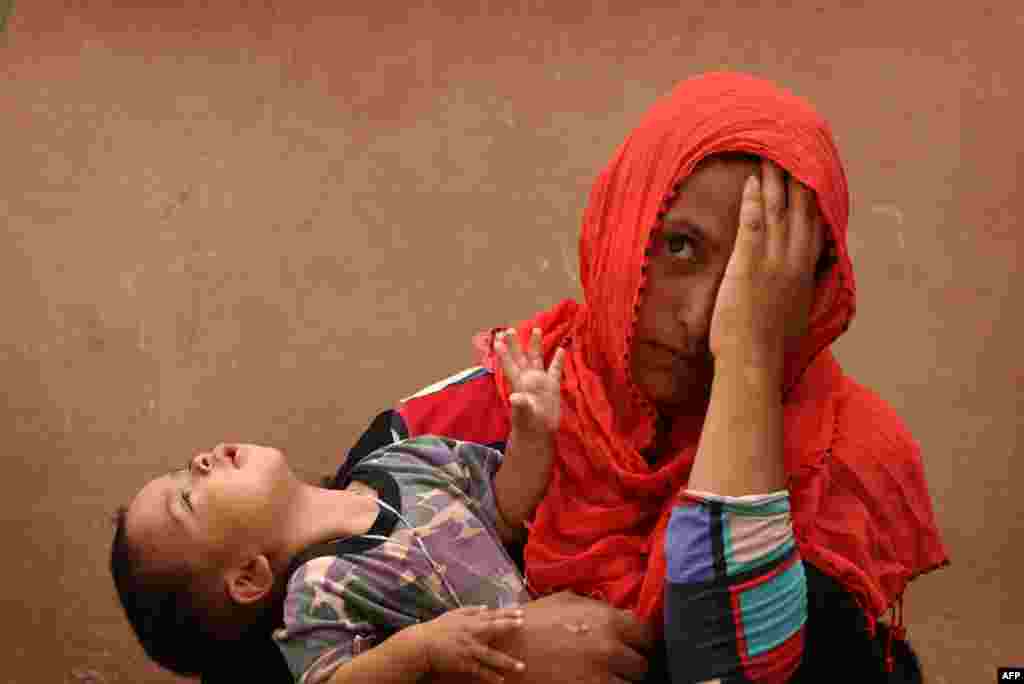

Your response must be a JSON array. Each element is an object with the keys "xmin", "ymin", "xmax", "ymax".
[{"xmin": 473, "ymin": 72, "xmax": 948, "ymax": 635}]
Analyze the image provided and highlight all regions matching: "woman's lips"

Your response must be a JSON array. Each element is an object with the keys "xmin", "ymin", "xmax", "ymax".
[
  {"xmin": 649, "ymin": 342, "xmax": 689, "ymax": 362},
  {"xmin": 645, "ymin": 342, "xmax": 711, "ymax": 373}
]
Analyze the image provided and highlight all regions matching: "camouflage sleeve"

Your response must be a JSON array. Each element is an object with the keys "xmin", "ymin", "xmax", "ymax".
[
  {"xmin": 449, "ymin": 439, "xmax": 505, "ymax": 531},
  {"xmin": 274, "ymin": 557, "xmax": 383, "ymax": 684}
]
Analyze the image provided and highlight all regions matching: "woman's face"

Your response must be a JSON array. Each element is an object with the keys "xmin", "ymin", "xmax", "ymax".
[{"xmin": 630, "ymin": 156, "xmax": 761, "ymax": 414}]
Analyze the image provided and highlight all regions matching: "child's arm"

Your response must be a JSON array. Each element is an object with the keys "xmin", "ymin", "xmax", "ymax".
[
  {"xmin": 491, "ymin": 328, "xmax": 565, "ymax": 545},
  {"xmin": 324, "ymin": 623, "xmax": 425, "ymax": 684},
  {"xmin": 326, "ymin": 606, "xmax": 525, "ymax": 684}
]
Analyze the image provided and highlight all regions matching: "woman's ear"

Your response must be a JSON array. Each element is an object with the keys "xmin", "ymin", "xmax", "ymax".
[{"xmin": 224, "ymin": 555, "xmax": 274, "ymax": 605}]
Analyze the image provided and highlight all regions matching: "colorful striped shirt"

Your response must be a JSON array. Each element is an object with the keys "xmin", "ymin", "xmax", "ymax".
[{"xmin": 664, "ymin": 490, "xmax": 806, "ymax": 684}]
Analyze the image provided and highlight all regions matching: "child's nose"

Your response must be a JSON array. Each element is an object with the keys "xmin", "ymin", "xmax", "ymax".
[{"xmin": 191, "ymin": 452, "xmax": 212, "ymax": 474}]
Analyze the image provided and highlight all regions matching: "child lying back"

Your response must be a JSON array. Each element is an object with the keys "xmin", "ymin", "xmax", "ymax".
[{"xmin": 111, "ymin": 328, "xmax": 563, "ymax": 684}]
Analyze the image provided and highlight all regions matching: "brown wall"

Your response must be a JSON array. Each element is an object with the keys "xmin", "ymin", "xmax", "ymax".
[{"xmin": 2, "ymin": 3, "xmax": 1019, "ymax": 682}]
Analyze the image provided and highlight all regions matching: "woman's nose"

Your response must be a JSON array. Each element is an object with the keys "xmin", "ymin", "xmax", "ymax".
[{"xmin": 679, "ymin": 291, "xmax": 717, "ymax": 354}]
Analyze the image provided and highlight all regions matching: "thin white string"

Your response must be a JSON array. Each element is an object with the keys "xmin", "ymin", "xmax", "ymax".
[{"xmin": 359, "ymin": 496, "xmax": 464, "ymax": 609}]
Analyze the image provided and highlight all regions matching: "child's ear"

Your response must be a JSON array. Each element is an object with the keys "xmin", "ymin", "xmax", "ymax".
[{"xmin": 224, "ymin": 555, "xmax": 274, "ymax": 605}]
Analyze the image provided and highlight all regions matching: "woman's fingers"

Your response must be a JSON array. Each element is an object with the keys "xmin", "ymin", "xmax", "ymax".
[
  {"xmin": 761, "ymin": 159, "xmax": 790, "ymax": 265},
  {"xmin": 458, "ymin": 658, "xmax": 506, "ymax": 684},
  {"xmin": 805, "ymin": 187, "xmax": 826, "ymax": 274},
  {"xmin": 755, "ymin": 160, "xmax": 825, "ymax": 279},
  {"xmin": 761, "ymin": 159, "xmax": 788, "ymax": 229},
  {"xmin": 733, "ymin": 173, "xmax": 766, "ymax": 274},
  {"xmin": 786, "ymin": 176, "xmax": 825, "ymax": 275}
]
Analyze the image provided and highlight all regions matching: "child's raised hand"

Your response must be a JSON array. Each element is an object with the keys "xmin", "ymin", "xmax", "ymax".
[
  {"xmin": 418, "ymin": 605, "xmax": 526, "ymax": 684},
  {"xmin": 494, "ymin": 328, "xmax": 566, "ymax": 437}
]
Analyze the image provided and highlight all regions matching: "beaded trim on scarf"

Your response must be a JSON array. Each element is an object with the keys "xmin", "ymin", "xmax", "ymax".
[{"xmin": 623, "ymin": 176, "xmax": 687, "ymax": 438}]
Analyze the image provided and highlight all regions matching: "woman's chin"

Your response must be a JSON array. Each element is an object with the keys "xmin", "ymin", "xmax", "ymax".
[
  {"xmin": 660, "ymin": 396, "xmax": 710, "ymax": 418},
  {"xmin": 641, "ymin": 378, "xmax": 711, "ymax": 416}
]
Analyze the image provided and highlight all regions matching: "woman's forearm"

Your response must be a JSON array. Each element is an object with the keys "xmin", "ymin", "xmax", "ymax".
[
  {"xmin": 668, "ymin": 357, "xmax": 806, "ymax": 684},
  {"xmin": 687, "ymin": 359, "xmax": 786, "ymax": 496}
]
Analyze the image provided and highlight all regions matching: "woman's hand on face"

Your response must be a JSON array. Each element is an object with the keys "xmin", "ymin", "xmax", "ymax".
[
  {"xmin": 494, "ymin": 328, "xmax": 566, "ymax": 439},
  {"xmin": 709, "ymin": 159, "xmax": 825, "ymax": 374}
]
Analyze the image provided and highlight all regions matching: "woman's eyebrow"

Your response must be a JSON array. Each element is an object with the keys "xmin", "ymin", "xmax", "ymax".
[{"xmin": 661, "ymin": 216, "xmax": 713, "ymax": 242}]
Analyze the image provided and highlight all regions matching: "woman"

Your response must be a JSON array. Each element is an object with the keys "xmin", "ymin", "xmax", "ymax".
[{"xmin": 344, "ymin": 72, "xmax": 949, "ymax": 682}]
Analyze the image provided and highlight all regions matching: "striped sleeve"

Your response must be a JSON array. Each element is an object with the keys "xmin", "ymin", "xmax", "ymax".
[{"xmin": 664, "ymin": 490, "xmax": 807, "ymax": 684}]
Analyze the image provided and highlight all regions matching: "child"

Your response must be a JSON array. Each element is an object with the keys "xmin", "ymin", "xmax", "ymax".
[{"xmin": 111, "ymin": 328, "xmax": 564, "ymax": 684}]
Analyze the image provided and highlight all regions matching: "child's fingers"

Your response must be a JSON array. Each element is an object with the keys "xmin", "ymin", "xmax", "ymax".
[
  {"xmin": 482, "ymin": 607, "xmax": 525, "ymax": 621},
  {"xmin": 547, "ymin": 346, "xmax": 566, "ymax": 383},
  {"xmin": 504, "ymin": 328, "xmax": 528, "ymax": 371},
  {"xmin": 529, "ymin": 327, "xmax": 543, "ymax": 369},
  {"xmin": 460, "ymin": 658, "xmax": 507, "ymax": 684},
  {"xmin": 453, "ymin": 605, "xmax": 490, "ymax": 616},
  {"xmin": 470, "ymin": 640, "xmax": 527, "ymax": 676},
  {"xmin": 475, "ymin": 615, "xmax": 526, "ymax": 639},
  {"xmin": 494, "ymin": 333, "xmax": 521, "ymax": 386}
]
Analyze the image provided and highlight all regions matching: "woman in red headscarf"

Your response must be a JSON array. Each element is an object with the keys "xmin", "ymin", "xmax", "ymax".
[{"xmin": 344, "ymin": 72, "xmax": 949, "ymax": 682}]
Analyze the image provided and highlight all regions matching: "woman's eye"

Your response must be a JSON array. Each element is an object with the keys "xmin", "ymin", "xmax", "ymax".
[
  {"xmin": 664, "ymin": 233, "xmax": 697, "ymax": 260},
  {"xmin": 182, "ymin": 490, "xmax": 193, "ymax": 511}
]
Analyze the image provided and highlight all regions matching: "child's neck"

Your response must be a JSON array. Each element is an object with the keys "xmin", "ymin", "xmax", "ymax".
[{"xmin": 275, "ymin": 482, "xmax": 380, "ymax": 571}]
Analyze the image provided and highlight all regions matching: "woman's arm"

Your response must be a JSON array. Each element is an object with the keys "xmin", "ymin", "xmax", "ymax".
[
  {"xmin": 664, "ymin": 162, "xmax": 822, "ymax": 684},
  {"xmin": 686, "ymin": 162, "xmax": 819, "ymax": 497}
]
